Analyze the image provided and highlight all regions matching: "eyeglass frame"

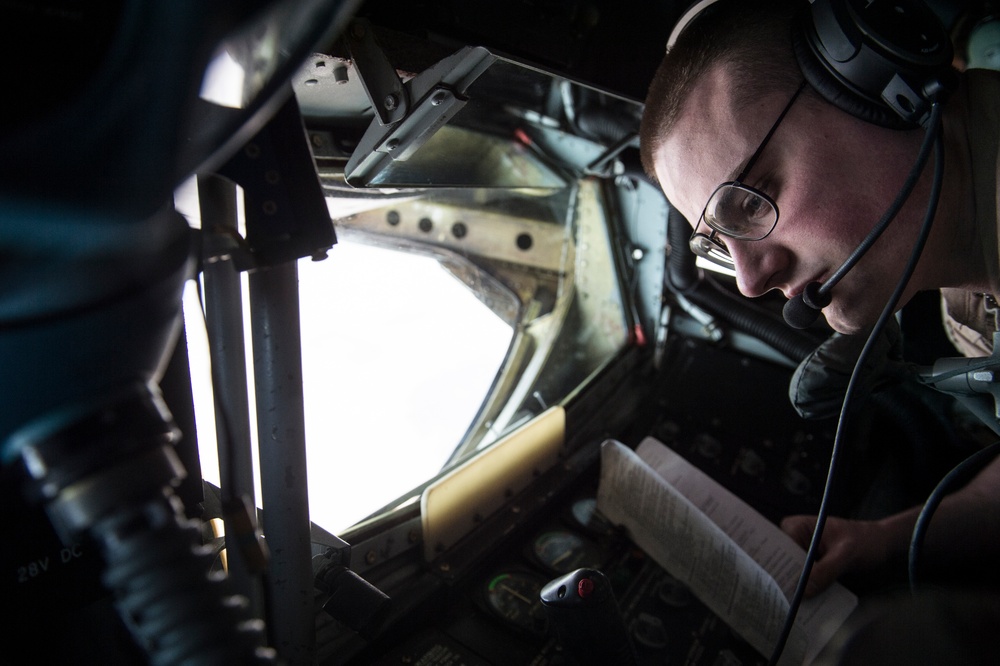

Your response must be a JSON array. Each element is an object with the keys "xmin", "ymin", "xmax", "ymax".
[{"xmin": 688, "ymin": 80, "xmax": 808, "ymax": 269}]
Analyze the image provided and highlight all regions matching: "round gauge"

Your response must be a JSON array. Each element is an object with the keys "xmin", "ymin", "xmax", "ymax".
[
  {"xmin": 482, "ymin": 571, "xmax": 549, "ymax": 636},
  {"xmin": 657, "ymin": 572, "xmax": 693, "ymax": 608},
  {"xmin": 630, "ymin": 612, "xmax": 669, "ymax": 650},
  {"xmin": 532, "ymin": 530, "xmax": 602, "ymax": 574}
]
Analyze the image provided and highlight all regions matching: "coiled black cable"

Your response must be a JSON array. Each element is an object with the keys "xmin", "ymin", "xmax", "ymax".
[
  {"xmin": 687, "ymin": 275, "xmax": 824, "ymax": 361},
  {"xmin": 96, "ymin": 493, "xmax": 275, "ymax": 666},
  {"xmin": 20, "ymin": 382, "xmax": 277, "ymax": 666}
]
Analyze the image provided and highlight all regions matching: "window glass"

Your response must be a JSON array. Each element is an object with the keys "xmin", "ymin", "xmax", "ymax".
[
  {"xmin": 297, "ymin": 242, "xmax": 513, "ymax": 531},
  {"xmin": 185, "ymin": 239, "xmax": 513, "ymax": 534}
]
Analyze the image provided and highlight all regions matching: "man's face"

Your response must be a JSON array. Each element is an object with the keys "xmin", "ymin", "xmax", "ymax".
[{"xmin": 653, "ymin": 66, "xmax": 925, "ymax": 334}]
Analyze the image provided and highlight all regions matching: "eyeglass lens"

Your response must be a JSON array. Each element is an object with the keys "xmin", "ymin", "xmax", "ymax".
[
  {"xmin": 689, "ymin": 228, "xmax": 735, "ymax": 269},
  {"xmin": 704, "ymin": 183, "xmax": 777, "ymax": 240}
]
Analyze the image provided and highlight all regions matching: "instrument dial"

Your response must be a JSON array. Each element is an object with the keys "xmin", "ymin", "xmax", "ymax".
[{"xmin": 482, "ymin": 571, "xmax": 549, "ymax": 637}]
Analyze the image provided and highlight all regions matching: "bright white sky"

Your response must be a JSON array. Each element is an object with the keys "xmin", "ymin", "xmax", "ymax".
[{"xmin": 184, "ymin": 239, "xmax": 513, "ymax": 534}]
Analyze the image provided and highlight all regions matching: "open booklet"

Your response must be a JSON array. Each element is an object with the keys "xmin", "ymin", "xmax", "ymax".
[{"xmin": 596, "ymin": 438, "xmax": 857, "ymax": 665}]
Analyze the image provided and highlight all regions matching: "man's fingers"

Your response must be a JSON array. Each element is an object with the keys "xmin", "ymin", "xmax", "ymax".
[
  {"xmin": 780, "ymin": 514, "xmax": 818, "ymax": 547},
  {"xmin": 804, "ymin": 558, "xmax": 841, "ymax": 598},
  {"xmin": 780, "ymin": 514, "xmax": 841, "ymax": 597}
]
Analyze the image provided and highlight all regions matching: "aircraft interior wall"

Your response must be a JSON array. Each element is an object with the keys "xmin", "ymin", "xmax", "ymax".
[{"xmin": 3, "ymin": 1, "xmax": 998, "ymax": 665}]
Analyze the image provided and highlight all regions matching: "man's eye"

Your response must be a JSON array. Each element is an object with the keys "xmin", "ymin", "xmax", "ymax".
[{"xmin": 742, "ymin": 192, "xmax": 768, "ymax": 220}]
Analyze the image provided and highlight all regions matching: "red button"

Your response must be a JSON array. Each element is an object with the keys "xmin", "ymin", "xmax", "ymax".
[{"xmin": 578, "ymin": 577, "xmax": 595, "ymax": 598}]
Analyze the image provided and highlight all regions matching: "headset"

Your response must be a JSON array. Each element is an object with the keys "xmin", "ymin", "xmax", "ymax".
[
  {"xmin": 793, "ymin": 0, "xmax": 954, "ymax": 129},
  {"xmin": 669, "ymin": 0, "xmax": 954, "ymax": 128}
]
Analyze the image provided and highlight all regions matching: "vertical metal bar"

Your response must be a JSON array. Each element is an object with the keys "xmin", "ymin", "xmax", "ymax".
[
  {"xmin": 248, "ymin": 260, "xmax": 315, "ymax": 665},
  {"xmin": 198, "ymin": 174, "xmax": 261, "ymax": 611}
]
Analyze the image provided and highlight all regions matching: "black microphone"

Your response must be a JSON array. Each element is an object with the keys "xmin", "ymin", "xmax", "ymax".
[{"xmin": 783, "ymin": 280, "xmax": 832, "ymax": 329}]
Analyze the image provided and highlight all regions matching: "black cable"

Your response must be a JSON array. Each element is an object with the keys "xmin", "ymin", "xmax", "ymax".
[
  {"xmin": 689, "ymin": 275, "xmax": 824, "ymax": 360},
  {"xmin": 908, "ymin": 439, "xmax": 1000, "ymax": 593},
  {"xmin": 767, "ymin": 104, "xmax": 944, "ymax": 665},
  {"xmin": 814, "ymin": 91, "xmax": 942, "ymax": 305}
]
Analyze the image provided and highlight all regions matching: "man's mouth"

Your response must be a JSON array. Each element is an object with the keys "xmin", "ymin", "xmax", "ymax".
[{"xmin": 786, "ymin": 275, "xmax": 828, "ymax": 301}]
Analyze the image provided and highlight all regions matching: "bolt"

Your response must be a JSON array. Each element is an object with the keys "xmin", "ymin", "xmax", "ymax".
[
  {"xmin": 333, "ymin": 64, "xmax": 349, "ymax": 84},
  {"xmin": 431, "ymin": 90, "xmax": 448, "ymax": 106},
  {"xmin": 383, "ymin": 94, "xmax": 398, "ymax": 111},
  {"xmin": 386, "ymin": 138, "xmax": 400, "ymax": 151},
  {"xmin": 365, "ymin": 550, "xmax": 377, "ymax": 565}
]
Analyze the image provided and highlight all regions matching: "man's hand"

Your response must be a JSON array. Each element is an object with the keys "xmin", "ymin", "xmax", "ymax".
[
  {"xmin": 781, "ymin": 453, "xmax": 1000, "ymax": 597},
  {"xmin": 779, "ymin": 515, "xmax": 898, "ymax": 597}
]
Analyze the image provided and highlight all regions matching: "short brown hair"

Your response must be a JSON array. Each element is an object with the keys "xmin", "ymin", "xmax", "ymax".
[{"xmin": 639, "ymin": 0, "xmax": 803, "ymax": 181}]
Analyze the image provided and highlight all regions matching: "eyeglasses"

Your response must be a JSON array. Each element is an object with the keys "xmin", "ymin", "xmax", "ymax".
[{"xmin": 689, "ymin": 81, "xmax": 807, "ymax": 269}]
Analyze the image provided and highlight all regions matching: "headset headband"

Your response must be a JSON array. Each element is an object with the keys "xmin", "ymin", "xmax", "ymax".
[{"xmin": 665, "ymin": 0, "xmax": 955, "ymax": 128}]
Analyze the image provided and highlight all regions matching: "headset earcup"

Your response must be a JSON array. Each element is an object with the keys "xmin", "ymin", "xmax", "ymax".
[
  {"xmin": 792, "ymin": 0, "xmax": 955, "ymax": 130},
  {"xmin": 791, "ymin": 11, "xmax": 915, "ymax": 129}
]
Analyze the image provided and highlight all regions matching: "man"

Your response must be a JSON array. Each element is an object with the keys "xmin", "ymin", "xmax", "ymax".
[{"xmin": 640, "ymin": 0, "xmax": 1000, "ymax": 597}]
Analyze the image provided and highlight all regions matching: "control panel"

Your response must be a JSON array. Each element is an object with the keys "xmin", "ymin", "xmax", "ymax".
[{"xmin": 346, "ymin": 340, "xmax": 841, "ymax": 665}]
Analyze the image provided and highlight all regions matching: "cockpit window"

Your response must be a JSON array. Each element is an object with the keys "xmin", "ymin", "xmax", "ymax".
[
  {"xmin": 184, "ymin": 177, "xmax": 629, "ymax": 534},
  {"xmin": 183, "ymin": 49, "xmax": 636, "ymax": 536}
]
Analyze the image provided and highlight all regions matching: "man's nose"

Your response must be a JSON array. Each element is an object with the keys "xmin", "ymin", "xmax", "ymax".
[{"xmin": 728, "ymin": 240, "xmax": 781, "ymax": 299}]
